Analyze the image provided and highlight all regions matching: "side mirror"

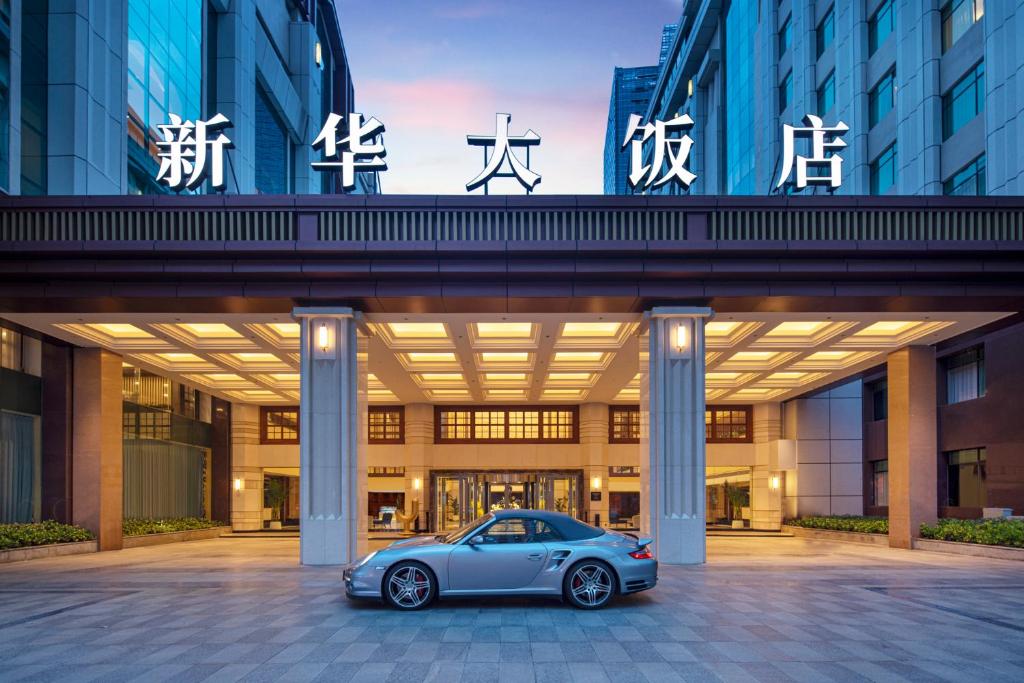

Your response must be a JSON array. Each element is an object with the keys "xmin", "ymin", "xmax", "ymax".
[{"xmin": 468, "ymin": 535, "xmax": 485, "ymax": 546}]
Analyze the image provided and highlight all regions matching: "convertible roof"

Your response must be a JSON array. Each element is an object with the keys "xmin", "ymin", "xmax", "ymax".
[{"xmin": 491, "ymin": 509, "xmax": 604, "ymax": 541}]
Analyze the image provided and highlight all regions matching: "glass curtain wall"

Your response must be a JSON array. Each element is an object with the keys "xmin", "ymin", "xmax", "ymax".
[
  {"xmin": 127, "ymin": 0, "xmax": 203, "ymax": 194},
  {"xmin": 724, "ymin": 1, "xmax": 757, "ymax": 194}
]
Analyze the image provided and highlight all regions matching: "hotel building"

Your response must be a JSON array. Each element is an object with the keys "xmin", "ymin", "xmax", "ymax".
[{"xmin": 0, "ymin": 2, "xmax": 1022, "ymax": 567}]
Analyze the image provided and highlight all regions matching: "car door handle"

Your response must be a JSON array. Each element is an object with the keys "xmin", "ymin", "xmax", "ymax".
[{"xmin": 527, "ymin": 553, "xmax": 544, "ymax": 560}]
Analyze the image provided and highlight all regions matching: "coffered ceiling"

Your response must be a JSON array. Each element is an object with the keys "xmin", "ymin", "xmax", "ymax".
[{"xmin": 4, "ymin": 311, "xmax": 1008, "ymax": 406}]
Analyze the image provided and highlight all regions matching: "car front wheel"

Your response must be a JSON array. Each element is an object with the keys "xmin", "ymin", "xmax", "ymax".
[
  {"xmin": 563, "ymin": 560, "xmax": 615, "ymax": 609},
  {"xmin": 383, "ymin": 561, "xmax": 436, "ymax": 610}
]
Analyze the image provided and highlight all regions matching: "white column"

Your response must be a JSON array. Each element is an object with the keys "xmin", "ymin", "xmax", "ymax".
[
  {"xmin": 294, "ymin": 307, "xmax": 367, "ymax": 565},
  {"xmin": 642, "ymin": 307, "xmax": 712, "ymax": 565}
]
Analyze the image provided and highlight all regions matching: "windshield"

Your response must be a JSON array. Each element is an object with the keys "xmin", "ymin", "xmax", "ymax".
[{"xmin": 442, "ymin": 513, "xmax": 493, "ymax": 544}]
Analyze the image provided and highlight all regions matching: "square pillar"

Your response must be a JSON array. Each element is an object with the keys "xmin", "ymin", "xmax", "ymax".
[
  {"xmin": 294, "ymin": 307, "xmax": 367, "ymax": 565},
  {"xmin": 642, "ymin": 307, "xmax": 712, "ymax": 564},
  {"xmin": 72, "ymin": 348, "xmax": 123, "ymax": 551},
  {"xmin": 887, "ymin": 346, "xmax": 937, "ymax": 549}
]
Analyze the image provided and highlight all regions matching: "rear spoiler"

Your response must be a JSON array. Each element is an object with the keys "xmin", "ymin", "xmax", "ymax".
[{"xmin": 623, "ymin": 532, "xmax": 654, "ymax": 548}]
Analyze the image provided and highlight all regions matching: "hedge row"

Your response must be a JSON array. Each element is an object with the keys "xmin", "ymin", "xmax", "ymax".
[
  {"xmin": 920, "ymin": 518, "xmax": 1024, "ymax": 548},
  {"xmin": 122, "ymin": 517, "xmax": 226, "ymax": 537},
  {"xmin": 787, "ymin": 516, "xmax": 889, "ymax": 534},
  {"xmin": 0, "ymin": 521, "xmax": 95, "ymax": 550}
]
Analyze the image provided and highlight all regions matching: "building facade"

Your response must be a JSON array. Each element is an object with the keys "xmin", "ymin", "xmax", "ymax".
[
  {"xmin": 603, "ymin": 66, "xmax": 660, "ymax": 195},
  {"xmin": 637, "ymin": 0, "xmax": 1022, "ymax": 196},
  {"xmin": 1, "ymin": 195, "xmax": 1022, "ymax": 567},
  {"xmin": 0, "ymin": 0, "xmax": 375, "ymax": 197}
]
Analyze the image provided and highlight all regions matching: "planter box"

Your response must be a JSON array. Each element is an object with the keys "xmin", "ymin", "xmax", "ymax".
[
  {"xmin": 913, "ymin": 537, "xmax": 1024, "ymax": 561},
  {"xmin": 782, "ymin": 525, "xmax": 889, "ymax": 546},
  {"xmin": 0, "ymin": 540, "xmax": 98, "ymax": 564},
  {"xmin": 122, "ymin": 526, "xmax": 232, "ymax": 549}
]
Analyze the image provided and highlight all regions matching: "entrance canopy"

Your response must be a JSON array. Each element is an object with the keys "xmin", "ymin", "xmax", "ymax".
[
  {"xmin": 1, "ymin": 195, "xmax": 1022, "ymax": 318},
  {"xmin": 1, "ymin": 311, "xmax": 1007, "ymax": 406}
]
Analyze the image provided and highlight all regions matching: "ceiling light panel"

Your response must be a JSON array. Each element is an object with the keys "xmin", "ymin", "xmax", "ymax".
[
  {"xmin": 151, "ymin": 322, "xmax": 256, "ymax": 350},
  {"xmin": 716, "ymin": 351, "xmax": 799, "ymax": 371},
  {"xmin": 703, "ymin": 321, "xmax": 762, "ymax": 349},
  {"xmin": 549, "ymin": 351, "xmax": 610, "ymax": 370},
  {"xmin": 750, "ymin": 321, "xmax": 856, "ymax": 348},
  {"xmin": 372, "ymin": 322, "xmax": 453, "ymax": 349},
  {"xmin": 52, "ymin": 323, "xmax": 170, "ymax": 351},
  {"xmin": 790, "ymin": 350, "xmax": 881, "ymax": 371},
  {"xmin": 555, "ymin": 321, "xmax": 633, "ymax": 347},
  {"xmin": 398, "ymin": 352, "xmax": 461, "ymax": 370},
  {"xmin": 245, "ymin": 322, "xmax": 301, "ymax": 349},
  {"xmin": 476, "ymin": 352, "xmax": 533, "ymax": 370},
  {"xmin": 483, "ymin": 372, "xmax": 529, "ymax": 386},
  {"xmin": 211, "ymin": 352, "xmax": 293, "ymax": 372},
  {"xmin": 835, "ymin": 320, "xmax": 954, "ymax": 347},
  {"xmin": 469, "ymin": 322, "xmax": 538, "ymax": 348}
]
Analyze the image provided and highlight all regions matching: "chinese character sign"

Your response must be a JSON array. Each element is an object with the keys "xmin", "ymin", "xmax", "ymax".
[
  {"xmin": 156, "ymin": 113, "xmax": 234, "ymax": 191},
  {"xmin": 466, "ymin": 113, "xmax": 541, "ymax": 193},
  {"xmin": 776, "ymin": 114, "xmax": 849, "ymax": 190},
  {"xmin": 622, "ymin": 113, "xmax": 697, "ymax": 190},
  {"xmin": 311, "ymin": 113, "xmax": 388, "ymax": 190}
]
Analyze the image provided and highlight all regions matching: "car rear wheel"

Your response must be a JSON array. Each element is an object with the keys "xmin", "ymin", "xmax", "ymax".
[
  {"xmin": 383, "ymin": 561, "xmax": 436, "ymax": 610},
  {"xmin": 563, "ymin": 560, "xmax": 615, "ymax": 609}
]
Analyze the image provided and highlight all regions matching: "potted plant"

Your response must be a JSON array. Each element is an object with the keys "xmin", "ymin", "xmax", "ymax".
[
  {"xmin": 264, "ymin": 478, "xmax": 288, "ymax": 530},
  {"xmin": 726, "ymin": 486, "xmax": 750, "ymax": 529}
]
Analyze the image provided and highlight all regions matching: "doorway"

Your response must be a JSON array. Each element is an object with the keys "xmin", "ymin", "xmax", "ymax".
[{"xmin": 432, "ymin": 470, "xmax": 582, "ymax": 531}]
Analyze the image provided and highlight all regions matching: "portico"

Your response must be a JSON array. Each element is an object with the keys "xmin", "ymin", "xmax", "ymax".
[{"xmin": 2, "ymin": 194, "xmax": 1022, "ymax": 566}]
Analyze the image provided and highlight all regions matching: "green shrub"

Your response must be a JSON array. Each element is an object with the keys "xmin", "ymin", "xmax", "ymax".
[
  {"xmin": 123, "ymin": 517, "xmax": 226, "ymax": 537},
  {"xmin": 920, "ymin": 518, "xmax": 1024, "ymax": 548},
  {"xmin": 0, "ymin": 521, "xmax": 95, "ymax": 550},
  {"xmin": 787, "ymin": 515, "xmax": 889, "ymax": 534}
]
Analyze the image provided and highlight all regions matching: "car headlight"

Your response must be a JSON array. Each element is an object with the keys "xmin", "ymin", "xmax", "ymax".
[{"xmin": 354, "ymin": 551, "xmax": 377, "ymax": 568}]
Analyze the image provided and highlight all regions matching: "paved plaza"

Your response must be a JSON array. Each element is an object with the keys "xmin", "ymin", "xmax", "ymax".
[{"xmin": 1, "ymin": 536, "xmax": 1023, "ymax": 682}]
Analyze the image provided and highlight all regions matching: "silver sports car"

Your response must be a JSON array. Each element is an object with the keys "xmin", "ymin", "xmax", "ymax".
[{"xmin": 344, "ymin": 509, "xmax": 657, "ymax": 610}]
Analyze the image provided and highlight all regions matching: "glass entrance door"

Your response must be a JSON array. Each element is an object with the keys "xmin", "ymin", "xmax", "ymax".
[{"xmin": 432, "ymin": 471, "xmax": 582, "ymax": 531}]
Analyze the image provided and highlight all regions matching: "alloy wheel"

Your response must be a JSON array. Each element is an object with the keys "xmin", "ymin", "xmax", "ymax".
[
  {"xmin": 569, "ymin": 563, "xmax": 613, "ymax": 608},
  {"xmin": 386, "ymin": 565, "xmax": 432, "ymax": 609}
]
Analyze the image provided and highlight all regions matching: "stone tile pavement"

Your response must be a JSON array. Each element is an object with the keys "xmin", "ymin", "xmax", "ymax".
[{"xmin": 1, "ymin": 535, "xmax": 1023, "ymax": 682}]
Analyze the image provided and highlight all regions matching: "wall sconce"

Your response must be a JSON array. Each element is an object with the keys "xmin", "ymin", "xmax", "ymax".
[
  {"xmin": 314, "ymin": 41, "xmax": 323, "ymax": 69},
  {"xmin": 591, "ymin": 476, "xmax": 602, "ymax": 490},
  {"xmin": 769, "ymin": 475, "xmax": 781, "ymax": 491},
  {"xmin": 412, "ymin": 478, "xmax": 422, "ymax": 491},
  {"xmin": 318, "ymin": 322, "xmax": 330, "ymax": 353},
  {"xmin": 234, "ymin": 478, "xmax": 243, "ymax": 492},
  {"xmin": 674, "ymin": 321, "xmax": 689, "ymax": 352}
]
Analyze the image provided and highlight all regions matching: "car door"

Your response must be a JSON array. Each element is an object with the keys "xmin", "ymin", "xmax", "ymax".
[{"xmin": 448, "ymin": 517, "xmax": 549, "ymax": 591}]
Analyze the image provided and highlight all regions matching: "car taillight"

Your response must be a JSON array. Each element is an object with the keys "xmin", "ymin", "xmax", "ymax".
[{"xmin": 629, "ymin": 547, "xmax": 653, "ymax": 560}]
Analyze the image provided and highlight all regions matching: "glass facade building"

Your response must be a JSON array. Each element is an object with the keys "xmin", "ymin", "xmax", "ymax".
[
  {"xmin": 603, "ymin": 65, "xmax": 659, "ymax": 195},
  {"xmin": 0, "ymin": 0, "xmax": 371, "ymax": 197},
  {"xmin": 627, "ymin": 0, "xmax": 1024, "ymax": 196}
]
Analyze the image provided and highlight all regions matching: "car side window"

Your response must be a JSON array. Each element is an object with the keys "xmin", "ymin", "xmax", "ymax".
[
  {"xmin": 532, "ymin": 520, "xmax": 561, "ymax": 542},
  {"xmin": 482, "ymin": 519, "xmax": 530, "ymax": 543}
]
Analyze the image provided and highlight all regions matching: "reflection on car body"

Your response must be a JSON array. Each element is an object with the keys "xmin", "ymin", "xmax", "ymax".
[{"xmin": 343, "ymin": 509, "xmax": 657, "ymax": 610}]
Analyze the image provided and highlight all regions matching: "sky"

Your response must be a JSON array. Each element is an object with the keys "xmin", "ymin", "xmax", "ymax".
[{"xmin": 338, "ymin": 0, "xmax": 681, "ymax": 195}]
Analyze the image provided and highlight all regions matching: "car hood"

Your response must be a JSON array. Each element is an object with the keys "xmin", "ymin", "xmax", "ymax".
[{"xmin": 386, "ymin": 534, "xmax": 445, "ymax": 550}]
